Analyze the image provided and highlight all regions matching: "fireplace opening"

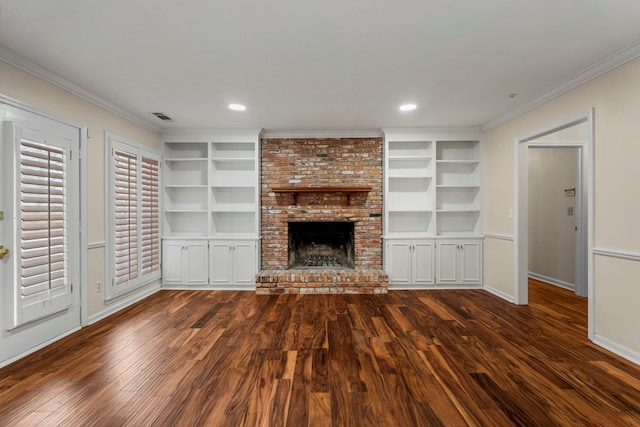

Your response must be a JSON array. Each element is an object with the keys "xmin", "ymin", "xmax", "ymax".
[{"xmin": 288, "ymin": 222, "xmax": 355, "ymax": 269}]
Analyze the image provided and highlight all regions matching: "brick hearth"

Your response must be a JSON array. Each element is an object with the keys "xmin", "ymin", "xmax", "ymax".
[{"xmin": 256, "ymin": 137, "xmax": 388, "ymax": 294}]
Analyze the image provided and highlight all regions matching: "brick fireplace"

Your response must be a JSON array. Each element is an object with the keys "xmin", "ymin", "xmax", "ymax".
[{"xmin": 255, "ymin": 137, "xmax": 388, "ymax": 294}]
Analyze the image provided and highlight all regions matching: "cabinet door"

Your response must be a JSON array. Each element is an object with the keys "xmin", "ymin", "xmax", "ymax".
[
  {"xmin": 210, "ymin": 241, "xmax": 233, "ymax": 285},
  {"xmin": 413, "ymin": 241, "xmax": 434, "ymax": 284},
  {"xmin": 234, "ymin": 241, "xmax": 257, "ymax": 286},
  {"xmin": 436, "ymin": 241, "xmax": 459, "ymax": 284},
  {"xmin": 460, "ymin": 241, "xmax": 482, "ymax": 284},
  {"xmin": 387, "ymin": 241, "xmax": 412, "ymax": 286},
  {"xmin": 162, "ymin": 241, "xmax": 185, "ymax": 285},
  {"xmin": 185, "ymin": 242, "xmax": 209, "ymax": 285}
]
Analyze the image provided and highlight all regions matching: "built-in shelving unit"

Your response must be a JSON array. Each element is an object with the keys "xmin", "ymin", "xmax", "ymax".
[
  {"xmin": 383, "ymin": 128, "xmax": 483, "ymax": 288},
  {"xmin": 386, "ymin": 140, "xmax": 434, "ymax": 236},
  {"xmin": 435, "ymin": 140, "xmax": 481, "ymax": 236},
  {"xmin": 163, "ymin": 142, "xmax": 210, "ymax": 237},
  {"xmin": 161, "ymin": 129, "xmax": 261, "ymax": 289},
  {"xmin": 384, "ymin": 131, "xmax": 482, "ymax": 238}
]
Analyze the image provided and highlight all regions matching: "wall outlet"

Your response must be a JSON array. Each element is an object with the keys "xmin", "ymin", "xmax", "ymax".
[
  {"xmin": 507, "ymin": 208, "xmax": 513, "ymax": 219},
  {"xmin": 568, "ymin": 207, "xmax": 574, "ymax": 216},
  {"xmin": 96, "ymin": 280, "xmax": 102, "ymax": 293}
]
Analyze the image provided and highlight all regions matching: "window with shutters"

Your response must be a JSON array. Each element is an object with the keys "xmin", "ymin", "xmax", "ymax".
[
  {"xmin": 107, "ymin": 134, "xmax": 160, "ymax": 299},
  {"xmin": 15, "ymin": 139, "xmax": 72, "ymax": 326}
]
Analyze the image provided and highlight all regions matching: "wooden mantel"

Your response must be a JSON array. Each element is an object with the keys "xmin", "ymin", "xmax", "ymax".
[{"xmin": 271, "ymin": 184, "xmax": 372, "ymax": 205}]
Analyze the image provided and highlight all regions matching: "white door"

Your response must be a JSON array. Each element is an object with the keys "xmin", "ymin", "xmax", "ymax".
[
  {"xmin": 185, "ymin": 241, "xmax": 208, "ymax": 285},
  {"xmin": 460, "ymin": 241, "xmax": 482, "ymax": 283},
  {"xmin": 1, "ymin": 116, "xmax": 81, "ymax": 365},
  {"xmin": 387, "ymin": 241, "xmax": 411, "ymax": 286},
  {"xmin": 234, "ymin": 241, "xmax": 256, "ymax": 287},
  {"xmin": 436, "ymin": 241, "xmax": 459, "ymax": 284},
  {"xmin": 162, "ymin": 240, "xmax": 185, "ymax": 285},
  {"xmin": 210, "ymin": 241, "xmax": 232, "ymax": 285},
  {"xmin": 413, "ymin": 241, "xmax": 434, "ymax": 284}
]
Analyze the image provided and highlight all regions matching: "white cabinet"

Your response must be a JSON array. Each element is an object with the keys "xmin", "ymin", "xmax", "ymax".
[
  {"xmin": 386, "ymin": 239, "xmax": 435, "ymax": 288},
  {"xmin": 382, "ymin": 129, "xmax": 484, "ymax": 288},
  {"xmin": 435, "ymin": 240, "xmax": 482, "ymax": 286},
  {"xmin": 162, "ymin": 240, "xmax": 209, "ymax": 286},
  {"xmin": 209, "ymin": 240, "xmax": 257, "ymax": 289},
  {"xmin": 161, "ymin": 130, "xmax": 261, "ymax": 290}
]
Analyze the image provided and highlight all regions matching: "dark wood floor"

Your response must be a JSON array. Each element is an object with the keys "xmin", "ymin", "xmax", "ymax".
[{"xmin": 1, "ymin": 280, "xmax": 639, "ymax": 426}]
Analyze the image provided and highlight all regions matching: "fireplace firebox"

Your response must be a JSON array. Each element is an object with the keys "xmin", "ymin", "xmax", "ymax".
[{"xmin": 288, "ymin": 222, "xmax": 354, "ymax": 269}]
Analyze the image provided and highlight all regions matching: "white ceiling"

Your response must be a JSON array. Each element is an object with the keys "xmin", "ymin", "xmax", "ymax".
[{"xmin": 1, "ymin": 1, "xmax": 640, "ymax": 133}]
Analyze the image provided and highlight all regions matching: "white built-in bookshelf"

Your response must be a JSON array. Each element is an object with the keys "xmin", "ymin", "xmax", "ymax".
[
  {"xmin": 383, "ymin": 129, "xmax": 482, "ymax": 238},
  {"xmin": 162, "ymin": 130, "xmax": 261, "ymax": 239}
]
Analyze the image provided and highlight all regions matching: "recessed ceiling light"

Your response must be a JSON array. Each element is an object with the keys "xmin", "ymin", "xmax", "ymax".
[
  {"xmin": 399, "ymin": 103, "xmax": 417, "ymax": 112},
  {"xmin": 229, "ymin": 103, "xmax": 247, "ymax": 111}
]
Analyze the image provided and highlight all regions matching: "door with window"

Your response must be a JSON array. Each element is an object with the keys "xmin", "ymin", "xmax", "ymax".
[{"xmin": 1, "ymin": 112, "xmax": 81, "ymax": 365}]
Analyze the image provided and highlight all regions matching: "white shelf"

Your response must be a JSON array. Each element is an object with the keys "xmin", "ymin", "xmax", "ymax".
[
  {"xmin": 165, "ymin": 158, "xmax": 208, "ymax": 163},
  {"xmin": 388, "ymin": 170, "xmax": 432, "ymax": 179},
  {"xmin": 164, "ymin": 142, "xmax": 208, "ymax": 159},
  {"xmin": 436, "ymin": 160, "xmax": 479, "ymax": 165},
  {"xmin": 385, "ymin": 134, "xmax": 481, "ymax": 237},
  {"xmin": 388, "ymin": 155, "xmax": 432, "ymax": 161},
  {"xmin": 163, "ymin": 134, "xmax": 260, "ymax": 239}
]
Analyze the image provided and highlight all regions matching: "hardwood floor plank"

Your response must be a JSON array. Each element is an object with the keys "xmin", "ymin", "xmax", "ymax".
[{"xmin": 1, "ymin": 280, "xmax": 640, "ymax": 426}]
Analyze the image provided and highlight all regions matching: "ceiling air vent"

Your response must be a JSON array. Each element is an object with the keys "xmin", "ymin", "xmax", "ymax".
[{"xmin": 151, "ymin": 112, "xmax": 174, "ymax": 122}]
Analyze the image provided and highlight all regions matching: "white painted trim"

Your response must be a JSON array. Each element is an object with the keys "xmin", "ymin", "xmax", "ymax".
[
  {"xmin": 162, "ymin": 128, "xmax": 262, "ymax": 142},
  {"xmin": 0, "ymin": 326, "xmax": 81, "ymax": 369},
  {"xmin": 528, "ymin": 272, "xmax": 575, "ymax": 292},
  {"xmin": 0, "ymin": 49, "xmax": 161, "ymax": 132},
  {"xmin": 261, "ymin": 129, "xmax": 383, "ymax": 139},
  {"xmin": 483, "ymin": 40, "xmax": 640, "ymax": 131},
  {"xmin": 514, "ymin": 109, "xmax": 595, "ymax": 338},
  {"xmin": 484, "ymin": 232, "xmax": 514, "ymax": 241},
  {"xmin": 382, "ymin": 126, "xmax": 482, "ymax": 141},
  {"xmin": 161, "ymin": 285, "xmax": 255, "ymax": 291},
  {"xmin": 593, "ymin": 247, "xmax": 640, "ymax": 262},
  {"xmin": 88, "ymin": 241, "xmax": 106, "ymax": 249},
  {"xmin": 88, "ymin": 283, "xmax": 161, "ymax": 325},
  {"xmin": 483, "ymin": 285, "xmax": 516, "ymax": 303},
  {"xmin": 0, "ymin": 93, "xmax": 84, "ymax": 130},
  {"xmin": 80, "ymin": 126, "xmax": 89, "ymax": 327},
  {"xmin": 593, "ymin": 335, "xmax": 640, "ymax": 366}
]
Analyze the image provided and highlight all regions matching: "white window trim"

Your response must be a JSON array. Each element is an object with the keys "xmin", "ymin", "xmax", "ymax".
[{"xmin": 105, "ymin": 132, "xmax": 160, "ymax": 301}]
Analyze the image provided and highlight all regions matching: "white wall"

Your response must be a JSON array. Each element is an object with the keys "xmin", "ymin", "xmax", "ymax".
[
  {"xmin": 0, "ymin": 60, "xmax": 161, "ymax": 319},
  {"xmin": 483, "ymin": 55, "xmax": 640, "ymax": 361},
  {"xmin": 528, "ymin": 147, "xmax": 577, "ymax": 287}
]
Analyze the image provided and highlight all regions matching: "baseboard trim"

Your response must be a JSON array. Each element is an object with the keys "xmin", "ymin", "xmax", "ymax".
[
  {"xmin": 0, "ymin": 326, "xmax": 81, "ymax": 369},
  {"xmin": 88, "ymin": 284, "xmax": 161, "ymax": 325},
  {"xmin": 593, "ymin": 334, "xmax": 640, "ymax": 366},
  {"xmin": 483, "ymin": 284, "xmax": 516, "ymax": 303},
  {"xmin": 528, "ymin": 272, "xmax": 575, "ymax": 292},
  {"xmin": 161, "ymin": 285, "xmax": 256, "ymax": 291}
]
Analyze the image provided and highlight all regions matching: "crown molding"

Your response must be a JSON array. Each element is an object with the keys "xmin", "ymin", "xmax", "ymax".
[
  {"xmin": 261, "ymin": 129, "xmax": 383, "ymax": 139},
  {"xmin": 482, "ymin": 39, "xmax": 640, "ymax": 132},
  {"xmin": 0, "ymin": 47, "xmax": 162, "ymax": 133}
]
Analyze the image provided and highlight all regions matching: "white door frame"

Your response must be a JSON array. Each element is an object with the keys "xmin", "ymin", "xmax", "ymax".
[
  {"xmin": 0, "ymin": 94, "xmax": 88, "ymax": 367},
  {"xmin": 514, "ymin": 109, "xmax": 594, "ymax": 339}
]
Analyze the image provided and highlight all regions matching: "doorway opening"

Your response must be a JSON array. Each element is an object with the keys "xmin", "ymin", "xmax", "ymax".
[
  {"xmin": 515, "ymin": 109, "xmax": 594, "ymax": 339},
  {"xmin": 528, "ymin": 146, "xmax": 580, "ymax": 292}
]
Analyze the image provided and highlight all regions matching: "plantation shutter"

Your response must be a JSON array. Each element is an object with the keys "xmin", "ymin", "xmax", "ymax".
[
  {"xmin": 18, "ymin": 139, "xmax": 72, "ymax": 325},
  {"xmin": 113, "ymin": 149, "xmax": 139, "ymax": 288},
  {"xmin": 141, "ymin": 156, "xmax": 160, "ymax": 276}
]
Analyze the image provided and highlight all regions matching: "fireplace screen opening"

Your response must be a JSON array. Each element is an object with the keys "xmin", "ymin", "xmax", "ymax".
[{"xmin": 288, "ymin": 222, "xmax": 355, "ymax": 269}]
